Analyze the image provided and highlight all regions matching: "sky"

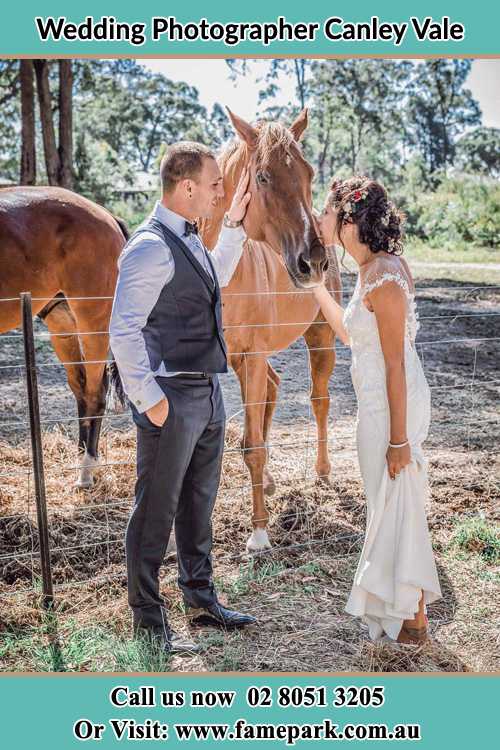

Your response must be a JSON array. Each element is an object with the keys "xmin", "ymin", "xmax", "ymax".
[{"xmin": 139, "ymin": 58, "xmax": 500, "ymax": 128}]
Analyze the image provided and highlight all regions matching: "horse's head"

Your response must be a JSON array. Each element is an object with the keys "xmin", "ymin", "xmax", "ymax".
[{"xmin": 221, "ymin": 109, "xmax": 328, "ymax": 288}]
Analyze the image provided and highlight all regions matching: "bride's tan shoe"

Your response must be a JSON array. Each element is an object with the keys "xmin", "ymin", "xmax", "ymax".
[
  {"xmin": 396, "ymin": 615, "xmax": 429, "ymax": 645},
  {"xmin": 396, "ymin": 624, "xmax": 428, "ymax": 644}
]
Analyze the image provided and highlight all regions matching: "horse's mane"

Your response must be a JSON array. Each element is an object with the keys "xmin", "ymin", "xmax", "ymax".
[{"xmin": 219, "ymin": 119, "xmax": 297, "ymax": 170}]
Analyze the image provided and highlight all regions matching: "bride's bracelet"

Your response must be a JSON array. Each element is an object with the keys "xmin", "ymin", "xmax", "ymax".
[{"xmin": 389, "ymin": 440, "xmax": 409, "ymax": 448}]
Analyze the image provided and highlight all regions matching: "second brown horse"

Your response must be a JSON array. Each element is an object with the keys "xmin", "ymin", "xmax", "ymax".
[{"xmin": 0, "ymin": 187, "xmax": 127, "ymax": 487}]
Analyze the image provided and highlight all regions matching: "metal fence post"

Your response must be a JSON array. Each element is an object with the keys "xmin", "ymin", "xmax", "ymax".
[{"xmin": 20, "ymin": 291, "xmax": 54, "ymax": 608}]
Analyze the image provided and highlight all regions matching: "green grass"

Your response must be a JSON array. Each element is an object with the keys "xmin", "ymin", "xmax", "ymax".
[
  {"xmin": 338, "ymin": 240, "xmax": 500, "ymax": 283},
  {"xmin": 216, "ymin": 558, "xmax": 288, "ymax": 598},
  {"xmin": 447, "ymin": 517, "xmax": 500, "ymax": 565},
  {"xmin": 0, "ymin": 617, "xmax": 173, "ymax": 672},
  {"xmin": 405, "ymin": 240, "xmax": 500, "ymax": 266},
  {"xmin": 217, "ymin": 557, "xmax": 328, "ymax": 599},
  {"xmin": 209, "ymin": 636, "xmax": 244, "ymax": 672}
]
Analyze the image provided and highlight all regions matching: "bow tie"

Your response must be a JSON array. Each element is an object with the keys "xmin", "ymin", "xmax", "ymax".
[{"xmin": 184, "ymin": 220, "xmax": 198, "ymax": 237}]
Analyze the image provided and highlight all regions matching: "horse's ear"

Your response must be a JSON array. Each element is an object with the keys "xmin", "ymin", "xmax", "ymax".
[
  {"xmin": 289, "ymin": 108, "xmax": 308, "ymax": 141},
  {"xmin": 226, "ymin": 107, "xmax": 258, "ymax": 149}
]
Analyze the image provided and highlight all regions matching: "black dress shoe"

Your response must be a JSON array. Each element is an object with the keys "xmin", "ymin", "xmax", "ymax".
[
  {"xmin": 134, "ymin": 624, "xmax": 200, "ymax": 654},
  {"xmin": 184, "ymin": 601, "xmax": 257, "ymax": 629}
]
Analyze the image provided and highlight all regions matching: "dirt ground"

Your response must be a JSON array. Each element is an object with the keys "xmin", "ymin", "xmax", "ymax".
[{"xmin": 0, "ymin": 273, "xmax": 498, "ymax": 672}]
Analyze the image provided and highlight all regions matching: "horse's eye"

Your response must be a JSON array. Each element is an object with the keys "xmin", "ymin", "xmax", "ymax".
[{"xmin": 256, "ymin": 171, "xmax": 269, "ymax": 185}]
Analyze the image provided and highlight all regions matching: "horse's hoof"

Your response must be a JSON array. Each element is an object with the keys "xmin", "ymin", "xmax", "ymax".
[
  {"xmin": 316, "ymin": 473, "xmax": 332, "ymax": 488},
  {"xmin": 246, "ymin": 528, "xmax": 272, "ymax": 553},
  {"xmin": 75, "ymin": 477, "xmax": 93, "ymax": 490},
  {"xmin": 75, "ymin": 453, "xmax": 99, "ymax": 489}
]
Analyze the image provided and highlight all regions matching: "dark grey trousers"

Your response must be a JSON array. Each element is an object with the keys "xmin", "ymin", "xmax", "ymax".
[{"xmin": 126, "ymin": 374, "xmax": 226, "ymax": 630}]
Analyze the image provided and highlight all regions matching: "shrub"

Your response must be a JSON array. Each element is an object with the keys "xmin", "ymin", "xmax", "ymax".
[{"xmin": 414, "ymin": 175, "xmax": 500, "ymax": 249}]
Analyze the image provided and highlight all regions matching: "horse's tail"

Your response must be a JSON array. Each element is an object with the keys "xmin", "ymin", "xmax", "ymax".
[
  {"xmin": 107, "ymin": 358, "xmax": 128, "ymax": 409},
  {"xmin": 107, "ymin": 214, "xmax": 128, "ymax": 410},
  {"xmin": 112, "ymin": 215, "xmax": 130, "ymax": 242}
]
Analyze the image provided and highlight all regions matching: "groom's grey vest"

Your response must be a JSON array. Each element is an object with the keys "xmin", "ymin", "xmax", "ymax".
[{"xmin": 131, "ymin": 217, "xmax": 228, "ymax": 374}]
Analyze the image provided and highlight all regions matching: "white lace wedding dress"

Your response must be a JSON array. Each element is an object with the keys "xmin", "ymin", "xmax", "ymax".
[{"xmin": 343, "ymin": 254, "xmax": 442, "ymax": 640}]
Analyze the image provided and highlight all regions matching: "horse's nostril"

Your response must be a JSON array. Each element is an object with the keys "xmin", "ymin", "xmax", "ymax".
[
  {"xmin": 322, "ymin": 258, "xmax": 329, "ymax": 273},
  {"xmin": 298, "ymin": 252, "xmax": 311, "ymax": 275}
]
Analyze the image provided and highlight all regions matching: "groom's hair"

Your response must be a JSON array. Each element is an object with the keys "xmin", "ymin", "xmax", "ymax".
[{"xmin": 160, "ymin": 142, "xmax": 215, "ymax": 194}]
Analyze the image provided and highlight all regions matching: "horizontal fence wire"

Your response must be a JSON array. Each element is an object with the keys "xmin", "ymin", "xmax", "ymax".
[
  {"xmin": 0, "ymin": 405, "xmax": 498, "ymax": 442},
  {"xmin": 1, "ymin": 283, "xmax": 500, "ymax": 305},
  {"xmin": 2, "ymin": 482, "xmax": 494, "ymax": 527},
  {"xmin": 3, "ymin": 346, "xmax": 500, "ymax": 372},
  {"xmin": 0, "ymin": 532, "xmax": 365, "ymax": 601},
  {"xmin": 1, "ymin": 423, "xmax": 498, "ymax": 486},
  {"xmin": 1, "ymin": 314, "xmax": 497, "ymax": 342},
  {"xmin": 1, "ymin": 379, "xmax": 499, "ymax": 429},
  {"xmin": 0, "ymin": 506, "xmax": 367, "ymax": 564},
  {"xmin": 0, "ymin": 286, "xmax": 498, "ymax": 606}
]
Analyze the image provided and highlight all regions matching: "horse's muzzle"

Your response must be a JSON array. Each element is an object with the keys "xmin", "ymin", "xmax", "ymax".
[{"xmin": 284, "ymin": 242, "xmax": 329, "ymax": 288}]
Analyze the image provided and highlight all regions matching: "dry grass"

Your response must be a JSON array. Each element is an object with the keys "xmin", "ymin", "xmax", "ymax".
[{"xmin": 1, "ymin": 419, "xmax": 498, "ymax": 673}]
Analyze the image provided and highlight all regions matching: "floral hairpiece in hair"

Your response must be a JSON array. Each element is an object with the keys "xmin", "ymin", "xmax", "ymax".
[
  {"xmin": 342, "ymin": 188, "xmax": 368, "ymax": 219},
  {"xmin": 381, "ymin": 206, "xmax": 391, "ymax": 227}
]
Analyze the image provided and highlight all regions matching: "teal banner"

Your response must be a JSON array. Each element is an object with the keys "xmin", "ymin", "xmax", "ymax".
[
  {"xmin": 1, "ymin": 0, "xmax": 499, "ymax": 56},
  {"xmin": 0, "ymin": 674, "xmax": 497, "ymax": 747}
]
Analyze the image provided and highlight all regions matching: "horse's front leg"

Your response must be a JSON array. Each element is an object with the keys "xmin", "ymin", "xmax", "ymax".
[
  {"xmin": 261, "ymin": 362, "xmax": 281, "ymax": 497},
  {"xmin": 303, "ymin": 314, "xmax": 336, "ymax": 485},
  {"xmin": 234, "ymin": 353, "xmax": 272, "ymax": 552}
]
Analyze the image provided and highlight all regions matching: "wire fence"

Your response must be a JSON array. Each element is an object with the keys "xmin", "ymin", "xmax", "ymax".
[{"xmin": 0, "ymin": 278, "xmax": 498, "ymax": 610}]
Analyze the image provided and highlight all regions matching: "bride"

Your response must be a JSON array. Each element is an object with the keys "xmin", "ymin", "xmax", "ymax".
[{"xmin": 314, "ymin": 176, "xmax": 442, "ymax": 644}]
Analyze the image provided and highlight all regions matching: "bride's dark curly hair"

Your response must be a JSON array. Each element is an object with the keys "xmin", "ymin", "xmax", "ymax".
[{"xmin": 327, "ymin": 176, "xmax": 405, "ymax": 255}]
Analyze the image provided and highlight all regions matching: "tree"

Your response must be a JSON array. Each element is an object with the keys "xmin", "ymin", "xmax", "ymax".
[
  {"xmin": 206, "ymin": 103, "xmax": 235, "ymax": 148},
  {"xmin": 260, "ymin": 59, "xmax": 311, "ymax": 109},
  {"xmin": 227, "ymin": 58, "xmax": 312, "ymax": 111},
  {"xmin": 405, "ymin": 60, "xmax": 481, "ymax": 180},
  {"xmin": 0, "ymin": 60, "xmax": 20, "ymax": 181},
  {"xmin": 456, "ymin": 127, "xmax": 500, "ymax": 179},
  {"xmin": 31, "ymin": 59, "xmax": 75, "ymax": 187},
  {"xmin": 33, "ymin": 60, "xmax": 59, "ymax": 185},
  {"xmin": 74, "ymin": 130, "xmax": 134, "ymax": 204},
  {"xmin": 58, "ymin": 60, "xmax": 73, "ymax": 188},
  {"xmin": 307, "ymin": 59, "xmax": 412, "ymax": 187},
  {"xmin": 74, "ymin": 61, "xmax": 208, "ymax": 173},
  {"xmin": 20, "ymin": 61, "xmax": 36, "ymax": 184}
]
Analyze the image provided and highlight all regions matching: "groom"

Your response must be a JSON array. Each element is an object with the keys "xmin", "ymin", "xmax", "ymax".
[{"xmin": 110, "ymin": 141, "xmax": 256, "ymax": 653}]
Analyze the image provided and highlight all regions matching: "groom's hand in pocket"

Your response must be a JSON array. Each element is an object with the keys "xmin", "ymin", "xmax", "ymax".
[{"xmin": 146, "ymin": 396, "xmax": 169, "ymax": 427}]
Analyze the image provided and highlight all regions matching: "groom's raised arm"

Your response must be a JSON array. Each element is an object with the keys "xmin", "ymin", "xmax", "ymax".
[
  {"xmin": 208, "ymin": 222, "xmax": 247, "ymax": 287},
  {"xmin": 207, "ymin": 166, "xmax": 251, "ymax": 287}
]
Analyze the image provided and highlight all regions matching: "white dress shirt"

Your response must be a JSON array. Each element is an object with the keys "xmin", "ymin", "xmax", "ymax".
[{"xmin": 109, "ymin": 201, "xmax": 246, "ymax": 413}]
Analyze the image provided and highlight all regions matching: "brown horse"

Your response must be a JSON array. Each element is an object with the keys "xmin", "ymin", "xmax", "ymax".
[
  {"xmin": 202, "ymin": 109, "xmax": 342, "ymax": 552},
  {"xmin": 0, "ymin": 187, "xmax": 127, "ymax": 487}
]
